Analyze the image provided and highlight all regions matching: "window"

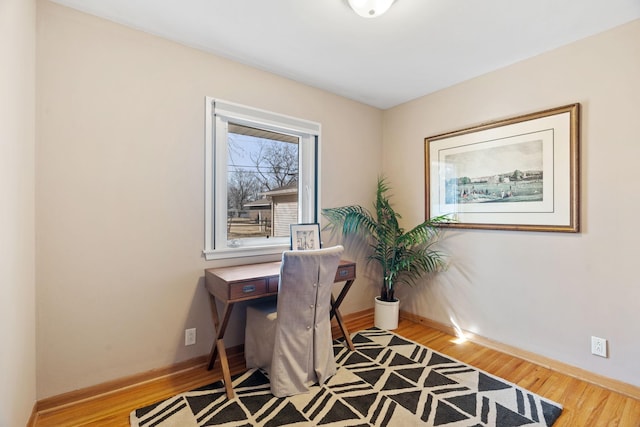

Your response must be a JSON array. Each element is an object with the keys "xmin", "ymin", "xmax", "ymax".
[{"xmin": 204, "ymin": 98, "xmax": 320, "ymax": 260}]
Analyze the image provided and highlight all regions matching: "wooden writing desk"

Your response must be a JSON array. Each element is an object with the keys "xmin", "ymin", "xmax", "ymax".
[{"xmin": 204, "ymin": 259, "xmax": 356, "ymax": 398}]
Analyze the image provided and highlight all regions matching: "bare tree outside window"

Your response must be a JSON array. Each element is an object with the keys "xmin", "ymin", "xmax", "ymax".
[
  {"xmin": 250, "ymin": 140, "xmax": 298, "ymax": 191},
  {"xmin": 227, "ymin": 125, "xmax": 299, "ymax": 240},
  {"xmin": 227, "ymin": 168, "xmax": 261, "ymax": 215}
]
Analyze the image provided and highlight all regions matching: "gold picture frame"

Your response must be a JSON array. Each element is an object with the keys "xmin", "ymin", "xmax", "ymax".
[{"xmin": 425, "ymin": 103, "xmax": 580, "ymax": 232}]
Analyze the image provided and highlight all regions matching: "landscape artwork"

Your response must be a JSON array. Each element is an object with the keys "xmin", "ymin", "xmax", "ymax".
[
  {"xmin": 425, "ymin": 103, "xmax": 580, "ymax": 232},
  {"xmin": 444, "ymin": 139, "xmax": 544, "ymax": 206}
]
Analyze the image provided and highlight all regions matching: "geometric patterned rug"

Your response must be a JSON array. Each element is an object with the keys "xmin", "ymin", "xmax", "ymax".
[{"xmin": 130, "ymin": 328, "xmax": 562, "ymax": 426}]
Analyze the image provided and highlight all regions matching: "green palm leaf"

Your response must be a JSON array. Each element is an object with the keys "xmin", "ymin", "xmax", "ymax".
[{"xmin": 322, "ymin": 176, "xmax": 450, "ymax": 302}]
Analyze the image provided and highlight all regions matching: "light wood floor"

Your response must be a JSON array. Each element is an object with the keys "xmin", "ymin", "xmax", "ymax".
[{"xmin": 33, "ymin": 313, "xmax": 640, "ymax": 426}]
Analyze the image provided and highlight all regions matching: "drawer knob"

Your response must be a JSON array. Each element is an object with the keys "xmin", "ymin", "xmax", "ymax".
[
  {"xmin": 339, "ymin": 269, "xmax": 348, "ymax": 277},
  {"xmin": 242, "ymin": 285, "xmax": 256, "ymax": 293}
]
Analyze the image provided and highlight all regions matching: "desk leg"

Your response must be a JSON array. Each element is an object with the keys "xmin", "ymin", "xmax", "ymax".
[
  {"xmin": 216, "ymin": 340, "xmax": 234, "ymax": 400},
  {"xmin": 331, "ymin": 279, "xmax": 355, "ymax": 351},
  {"xmin": 207, "ymin": 295, "xmax": 235, "ymax": 399}
]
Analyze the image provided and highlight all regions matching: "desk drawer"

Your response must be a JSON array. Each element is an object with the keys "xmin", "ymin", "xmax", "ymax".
[
  {"xmin": 335, "ymin": 265, "xmax": 355, "ymax": 281},
  {"xmin": 229, "ymin": 279, "xmax": 267, "ymax": 300}
]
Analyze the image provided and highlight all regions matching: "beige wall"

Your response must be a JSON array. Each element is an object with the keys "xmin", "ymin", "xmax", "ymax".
[
  {"xmin": 36, "ymin": 0, "xmax": 381, "ymax": 399},
  {"xmin": 0, "ymin": 0, "xmax": 37, "ymax": 424},
  {"xmin": 383, "ymin": 19, "xmax": 640, "ymax": 387}
]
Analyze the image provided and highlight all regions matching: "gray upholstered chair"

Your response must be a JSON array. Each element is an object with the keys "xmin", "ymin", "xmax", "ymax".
[{"xmin": 244, "ymin": 245, "xmax": 344, "ymax": 397}]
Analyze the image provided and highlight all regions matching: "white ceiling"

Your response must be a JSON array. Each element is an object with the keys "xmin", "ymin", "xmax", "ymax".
[{"xmin": 50, "ymin": 0, "xmax": 640, "ymax": 109}]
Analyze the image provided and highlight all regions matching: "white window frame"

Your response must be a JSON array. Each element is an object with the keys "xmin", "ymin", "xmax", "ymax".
[{"xmin": 204, "ymin": 97, "xmax": 321, "ymax": 260}]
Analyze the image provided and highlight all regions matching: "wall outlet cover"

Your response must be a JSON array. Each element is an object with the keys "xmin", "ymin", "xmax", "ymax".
[
  {"xmin": 591, "ymin": 336, "xmax": 607, "ymax": 358},
  {"xmin": 185, "ymin": 328, "xmax": 196, "ymax": 346}
]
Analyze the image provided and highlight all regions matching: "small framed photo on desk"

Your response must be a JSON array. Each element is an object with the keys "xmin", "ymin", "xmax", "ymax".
[{"xmin": 290, "ymin": 223, "xmax": 321, "ymax": 250}]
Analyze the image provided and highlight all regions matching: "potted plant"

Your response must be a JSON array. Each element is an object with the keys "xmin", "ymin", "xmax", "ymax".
[{"xmin": 322, "ymin": 177, "xmax": 448, "ymax": 329}]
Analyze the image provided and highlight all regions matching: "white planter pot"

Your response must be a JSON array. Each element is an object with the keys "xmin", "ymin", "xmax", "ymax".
[{"xmin": 374, "ymin": 296, "xmax": 399, "ymax": 330}]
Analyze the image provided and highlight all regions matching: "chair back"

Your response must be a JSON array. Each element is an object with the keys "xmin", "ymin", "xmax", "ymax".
[{"xmin": 269, "ymin": 245, "xmax": 344, "ymax": 396}]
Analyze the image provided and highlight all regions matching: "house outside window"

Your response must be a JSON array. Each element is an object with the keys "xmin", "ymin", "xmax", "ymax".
[{"xmin": 204, "ymin": 98, "xmax": 320, "ymax": 260}]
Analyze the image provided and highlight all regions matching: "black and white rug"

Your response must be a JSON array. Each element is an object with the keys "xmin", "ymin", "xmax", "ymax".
[{"xmin": 131, "ymin": 328, "xmax": 562, "ymax": 426}]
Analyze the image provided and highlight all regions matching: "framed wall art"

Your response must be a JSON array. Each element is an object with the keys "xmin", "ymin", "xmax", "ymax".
[
  {"xmin": 425, "ymin": 103, "xmax": 580, "ymax": 232},
  {"xmin": 290, "ymin": 223, "xmax": 321, "ymax": 250}
]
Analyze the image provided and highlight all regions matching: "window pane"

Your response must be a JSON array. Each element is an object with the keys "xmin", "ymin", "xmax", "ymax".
[
  {"xmin": 227, "ymin": 123, "xmax": 299, "ymax": 242},
  {"xmin": 204, "ymin": 97, "xmax": 320, "ymax": 260}
]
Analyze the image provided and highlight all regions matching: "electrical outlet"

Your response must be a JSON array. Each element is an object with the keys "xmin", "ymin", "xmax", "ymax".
[
  {"xmin": 591, "ymin": 336, "xmax": 607, "ymax": 357},
  {"xmin": 185, "ymin": 328, "xmax": 196, "ymax": 346}
]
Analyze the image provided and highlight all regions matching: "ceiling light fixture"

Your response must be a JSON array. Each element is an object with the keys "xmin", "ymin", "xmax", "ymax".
[{"xmin": 347, "ymin": 0, "xmax": 395, "ymax": 18}]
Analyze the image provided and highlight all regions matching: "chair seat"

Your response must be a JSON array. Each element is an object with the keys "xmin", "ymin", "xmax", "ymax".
[{"xmin": 245, "ymin": 301, "xmax": 277, "ymax": 370}]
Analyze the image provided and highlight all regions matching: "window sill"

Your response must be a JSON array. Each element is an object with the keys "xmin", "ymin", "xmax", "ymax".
[{"xmin": 203, "ymin": 244, "xmax": 289, "ymax": 261}]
